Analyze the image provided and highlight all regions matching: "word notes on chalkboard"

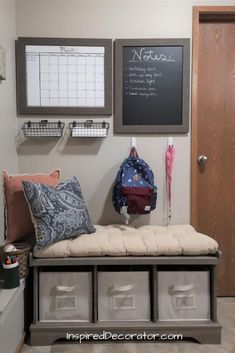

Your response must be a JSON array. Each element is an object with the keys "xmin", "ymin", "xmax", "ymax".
[
  {"xmin": 123, "ymin": 46, "xmax": 183, "ymax": 126},
  {"xmin": 115, "ymin": 39, "xmax": 190, "ymax": 133}
]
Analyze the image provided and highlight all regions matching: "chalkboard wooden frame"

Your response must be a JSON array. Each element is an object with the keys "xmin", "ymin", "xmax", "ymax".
[
  {"xmin": 114, "ymin": 38, "xmax": 190, "ymax": 133},
  {"xmin": 16, "ymin": 37, "xmax": 112, "ymax": 115}
]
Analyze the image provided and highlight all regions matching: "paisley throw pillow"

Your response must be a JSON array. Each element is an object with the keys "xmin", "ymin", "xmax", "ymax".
[{"xmin": 22, "ymin": 176, "xmax": 96, "ymax": 249}]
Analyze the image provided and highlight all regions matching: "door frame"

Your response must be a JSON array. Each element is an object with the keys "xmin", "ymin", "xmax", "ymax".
[{"xmin": 191, "ymin": 6, "xmax": 235, "ymax": 229}]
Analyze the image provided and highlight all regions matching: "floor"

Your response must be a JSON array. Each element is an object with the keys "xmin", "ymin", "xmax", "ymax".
[{"xmin": 22, "ymin": 298, "xmax": 235, "ymax": 353}]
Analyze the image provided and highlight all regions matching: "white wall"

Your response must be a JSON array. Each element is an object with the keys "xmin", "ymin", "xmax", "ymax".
[
  {"xmin": 0, "ymin": 0, "xmax": 18, "ymax": 244},
  {"xmin": 15, "ymin": 0, "xmax": 235, "ymax": 227}
]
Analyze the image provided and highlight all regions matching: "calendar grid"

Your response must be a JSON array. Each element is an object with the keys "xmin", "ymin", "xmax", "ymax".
[{"xmin": 27, "ymin": 49, "xmax": 105, "ymax": 108}]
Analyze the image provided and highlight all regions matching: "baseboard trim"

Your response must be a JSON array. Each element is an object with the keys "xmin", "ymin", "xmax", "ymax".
[{"xmin": 15, "ymin": 333, "xmax": 26, "ymax": 353}]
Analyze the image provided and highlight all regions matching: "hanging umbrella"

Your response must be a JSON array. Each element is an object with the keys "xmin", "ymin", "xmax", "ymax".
[{"xmin": 165, "ymin": 142, "xmax": 176, "ymax": 225}]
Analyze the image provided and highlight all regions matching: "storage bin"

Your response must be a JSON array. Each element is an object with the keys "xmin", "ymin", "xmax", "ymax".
[
  {"xmin": 98, "ymin": 271, "xmax": 150, "ymax": 321},
  {"xmin": 39, "ymin": 272, "xmax": 92, "ymax": 322},
  {"xmin": 158, "ymin": 271, "xmax": 210, "ymax": 321}
]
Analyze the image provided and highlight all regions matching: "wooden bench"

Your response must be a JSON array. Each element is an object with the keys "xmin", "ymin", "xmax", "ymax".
[{"xmin": 29, "ymin": 252, "xmax": 221, "ymax": 345}]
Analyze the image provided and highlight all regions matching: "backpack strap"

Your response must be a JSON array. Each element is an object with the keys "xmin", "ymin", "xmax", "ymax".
[
  {"xmin": 120, "ymin": 206, "xmax": 130, "ymax": 224},
  {"xmin": 129, "ymin": 146, "xmax": 139, "ymax": 158}
]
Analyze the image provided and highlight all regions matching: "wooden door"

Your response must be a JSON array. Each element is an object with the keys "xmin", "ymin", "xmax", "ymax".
[{"xmin": 191, "ymin": 7, "xmax": 235, "ymax": 296}]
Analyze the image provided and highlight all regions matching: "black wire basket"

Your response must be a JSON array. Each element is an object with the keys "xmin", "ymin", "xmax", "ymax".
[{"xmin": 22, "ymin": 120, "xmax": 65, "ymax": 138}]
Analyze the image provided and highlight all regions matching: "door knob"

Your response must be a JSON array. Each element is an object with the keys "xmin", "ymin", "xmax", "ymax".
[{"xmin": 197, "ymin": 155, "xmax": 208, "ymax": 166}]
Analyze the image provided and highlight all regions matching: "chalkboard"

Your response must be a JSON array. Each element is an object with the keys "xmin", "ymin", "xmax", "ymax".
[{"xmin": 114, "ymin": 39, "xmax": 190, "ymax": 133}]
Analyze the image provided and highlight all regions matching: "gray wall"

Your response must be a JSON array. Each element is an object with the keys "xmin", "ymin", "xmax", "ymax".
[
  {"xmin": 0, "ymin": 0, "xmax": 18, "ymax": 244},
  {"xmin": 15, "ymin": 0, "xmax": 234, "ymax": 227}
]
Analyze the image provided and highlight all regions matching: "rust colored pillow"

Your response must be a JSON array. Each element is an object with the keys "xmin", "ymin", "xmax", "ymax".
[{"xmin": 2, "ymin": 170, "xmax": 60, "ymax": 243}]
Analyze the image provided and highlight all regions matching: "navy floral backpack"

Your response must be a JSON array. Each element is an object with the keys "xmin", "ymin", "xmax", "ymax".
[{"xmin": 112, "ymin": 147, "xmax": 157, "ymax": 222}]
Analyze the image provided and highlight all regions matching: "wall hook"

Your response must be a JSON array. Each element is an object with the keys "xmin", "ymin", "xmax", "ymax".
[{"xmin": 131, "ymin": 137, "xmax": 137, "ymax": 149}]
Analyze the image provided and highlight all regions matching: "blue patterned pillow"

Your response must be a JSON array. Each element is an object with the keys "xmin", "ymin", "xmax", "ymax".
[{"xmin": 22, "ymin": 176, "xmax": 96, "ymax": 249}]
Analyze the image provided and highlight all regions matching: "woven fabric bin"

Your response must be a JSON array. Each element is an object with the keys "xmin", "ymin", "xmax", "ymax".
[{"xmin": 0, "ymin": 243, "xmax": 30, "ymax": 278}]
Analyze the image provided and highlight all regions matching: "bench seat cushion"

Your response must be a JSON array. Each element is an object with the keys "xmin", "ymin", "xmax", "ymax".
[{"xmin": 33, "ymin": 224, "xmax": 219, "ymax": 258}]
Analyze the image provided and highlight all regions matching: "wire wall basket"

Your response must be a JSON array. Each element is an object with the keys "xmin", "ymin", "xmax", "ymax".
[
  {"xmin": 69, "ymin": 120, "xmax": 109, "ymax": 138},
  {"xmin": 22, "ymin": 120, "xmax": 65, "ymax": 138}
]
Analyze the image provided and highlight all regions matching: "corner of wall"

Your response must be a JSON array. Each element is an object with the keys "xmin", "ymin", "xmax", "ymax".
[{"xmin": 0, "ymin": 0, "xmax": 18, "ymax": 243}]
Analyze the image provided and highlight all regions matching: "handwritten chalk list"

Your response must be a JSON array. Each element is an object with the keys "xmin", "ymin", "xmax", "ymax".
[{"xmin": 122, "ymin": 46, "xmax": 183, "ymax": 126}]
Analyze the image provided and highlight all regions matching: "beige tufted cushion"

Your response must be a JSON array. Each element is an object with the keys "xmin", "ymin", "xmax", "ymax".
[{"xmin": 34, "ymin": 224, "xmax": 219, "ymax": 258}]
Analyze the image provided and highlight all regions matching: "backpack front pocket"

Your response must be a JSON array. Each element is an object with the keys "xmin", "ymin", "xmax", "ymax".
[{"xmin": 121, "ymin": 186, "xmax": 153, "ymax": 214}]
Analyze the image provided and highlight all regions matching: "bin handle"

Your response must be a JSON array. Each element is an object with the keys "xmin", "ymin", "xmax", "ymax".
[
  {"xmin": 170, "ymin": 283, "xmax": 194, "ymax": 292},
  {"xmin": 56, "ymin": 285, "xmax": 77, "ymax": 292},
  {"xmin": 109, "ymin": 284, "xmax": 134, "ymax": 293}
]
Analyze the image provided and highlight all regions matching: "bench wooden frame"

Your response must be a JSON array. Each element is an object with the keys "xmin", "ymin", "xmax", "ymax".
[{"xmin": 29, "ymin": 253, "xmax": 222, "ymax": 345}]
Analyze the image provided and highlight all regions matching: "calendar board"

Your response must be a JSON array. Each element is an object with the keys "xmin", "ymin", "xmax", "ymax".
[{"xmin": 16, "ymin": 38, "xmax": 112, "ymax": 115}]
